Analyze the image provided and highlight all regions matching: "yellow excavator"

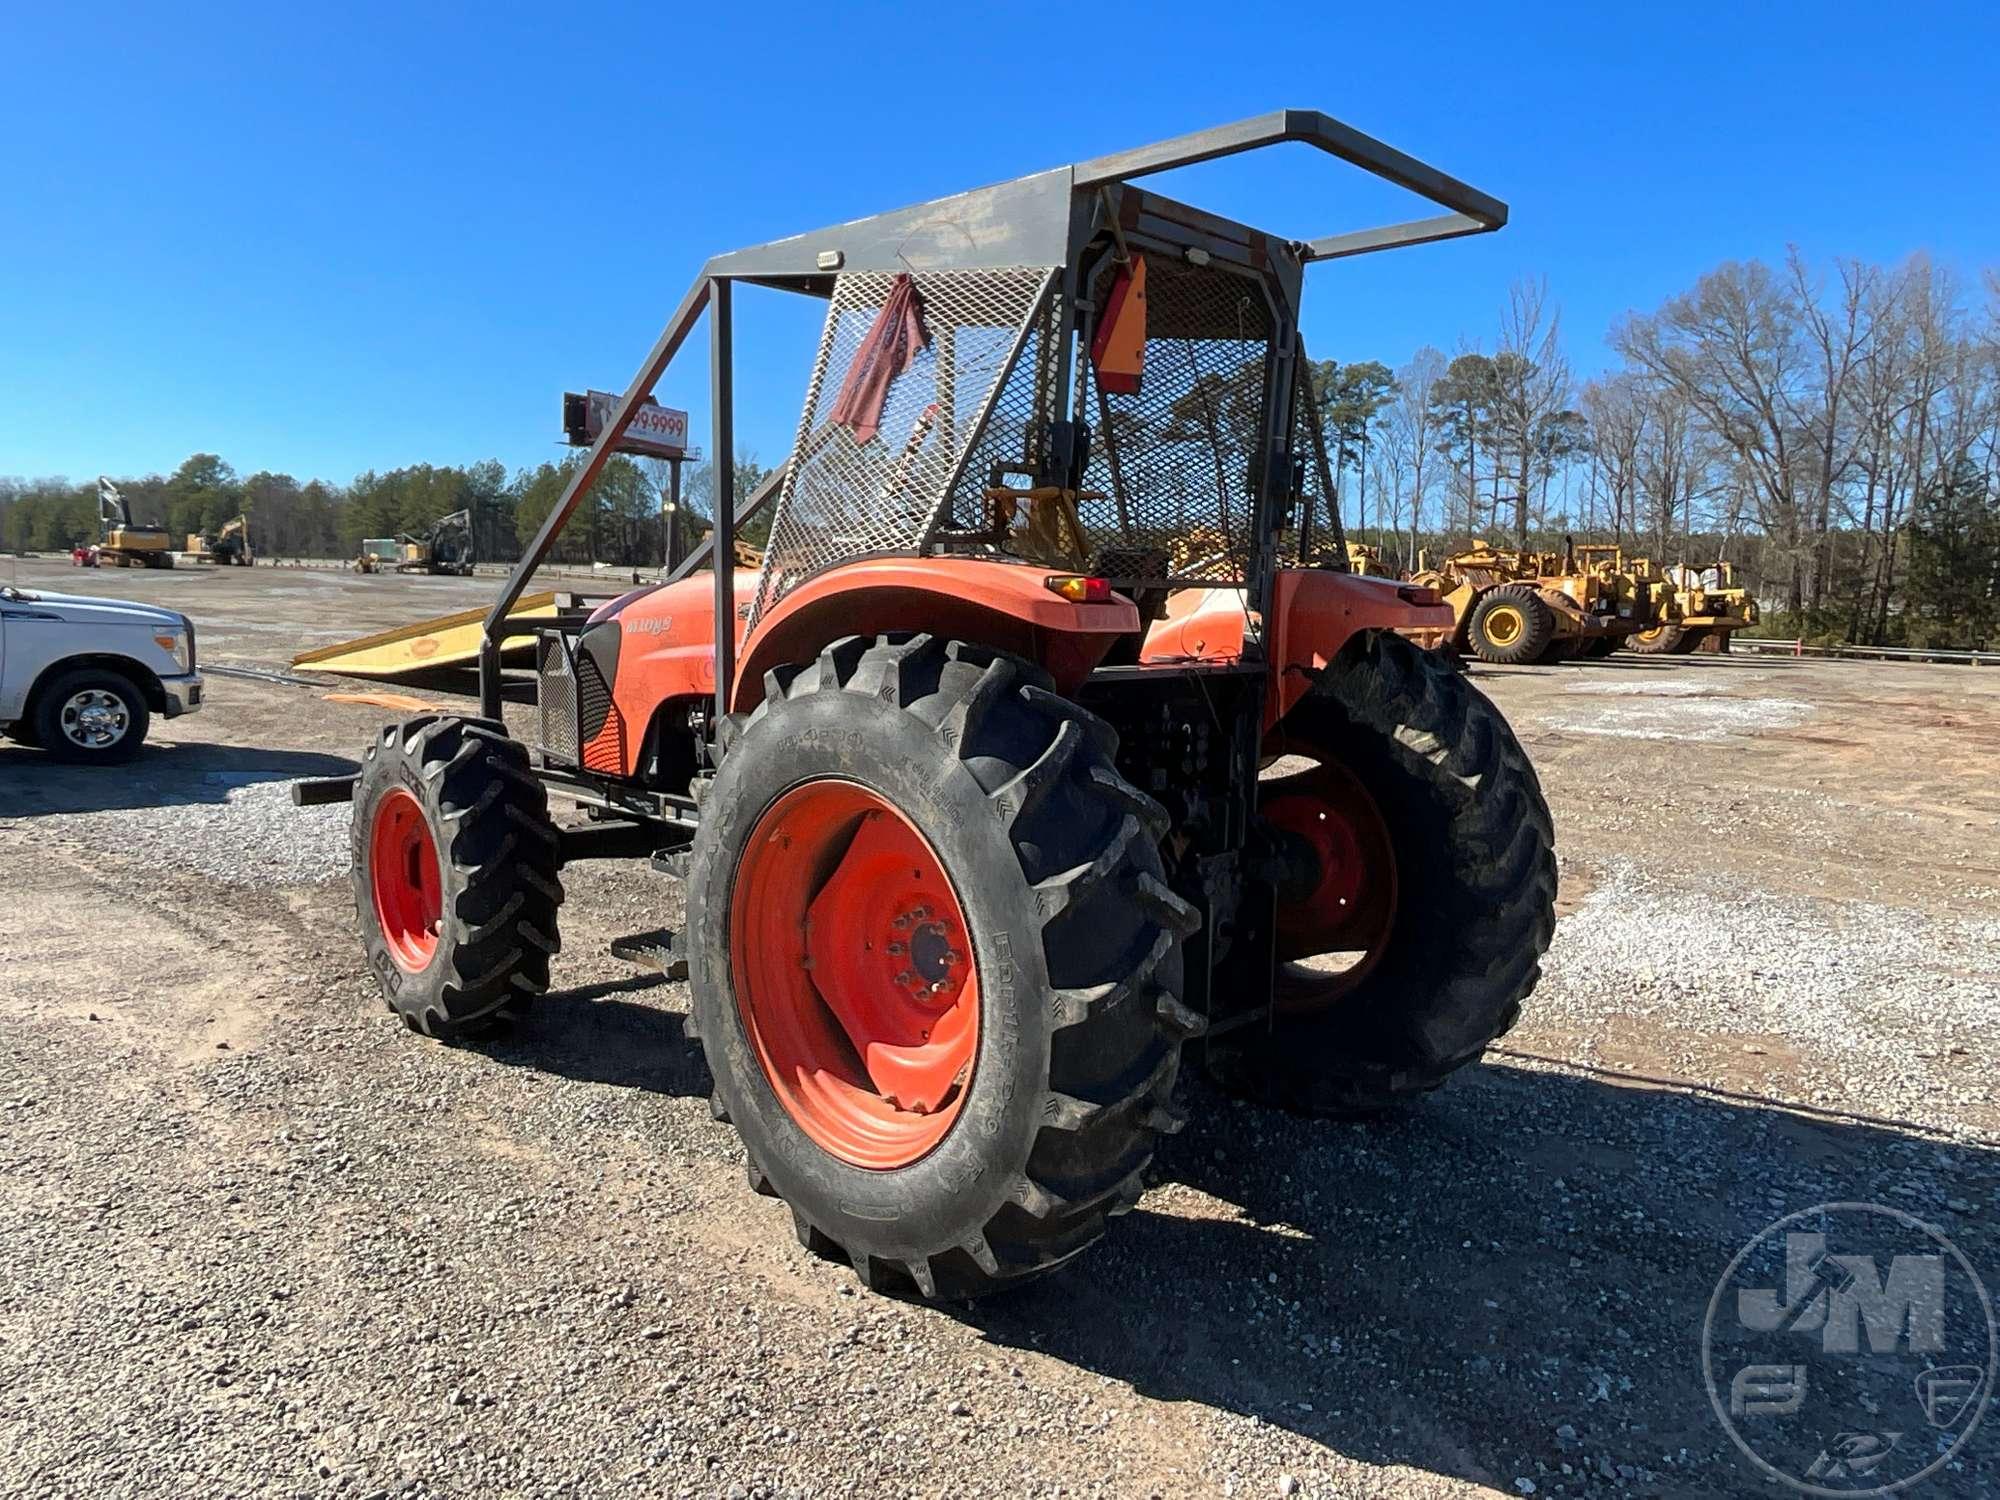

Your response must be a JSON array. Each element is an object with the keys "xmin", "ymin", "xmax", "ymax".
[
  {"xmin": 353, "ymin": 510, "xmax": 476, "ymax": 576},
  {"xmin": 94, "ymin": 478, "xmax": 176, "ymax": 569},
  {"xmin": 185, "ymin": 514, "xmax": 254, "ymax": 565}
]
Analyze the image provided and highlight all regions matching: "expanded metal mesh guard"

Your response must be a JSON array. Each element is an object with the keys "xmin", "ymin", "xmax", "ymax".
[
  {"xmin": 748, "ymin": 267, "xmax": 1056, "ymax": 627},
  {"xmin": 1070, "ymin": 257, "xmax": 1276, "ymax": 584},
  {"xmin": 1278, "ymin": 362, "xmax": 1349, "ymax": 570},
  {"xmin": 752, "ymin": 254, "xmax": 1302, "ymax": 611},
  {"xmin": 536, "ymin": 633, "xmax": 580, "ymax": 766}
]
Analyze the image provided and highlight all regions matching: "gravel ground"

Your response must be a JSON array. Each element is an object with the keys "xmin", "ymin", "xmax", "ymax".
[{"xmin": 1, "ymin": 561, "xmax": 1996, "ymax": 1498}]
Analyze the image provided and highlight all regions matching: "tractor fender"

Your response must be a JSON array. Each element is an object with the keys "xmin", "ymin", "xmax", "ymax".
[
  {"xmin": 732, "ymin": 558, "xmax": 1136, "ymax": 712},
  {"xmin": 1264, "ymin": 570, "xmax": 1456, "ymax": 726},
  {"xmin": 1138, "ymin": 569, "xmax": 1456, "ymax": 728}
]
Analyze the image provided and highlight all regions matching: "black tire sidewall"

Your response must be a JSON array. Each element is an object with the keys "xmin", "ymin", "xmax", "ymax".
[
  {"xmin": 35, "ymin": 668, "xmax": 150, "ymax": 762},
  {"xmin": 688, "ymin": 687, "xmax": 1059, "ymax": 1263},
  {"xmin": 352, "ymin": 745, "xmax": 451, "ymax": 1016},
  {"xmin": 1469, "ymin": 587, "xmax": 1552, "ymax": 665}
]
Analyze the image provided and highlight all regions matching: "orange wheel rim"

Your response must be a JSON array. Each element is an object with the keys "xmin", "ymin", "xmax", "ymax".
[
  {"xmin": 1261, "ymin": 758, "xmax": 1397, "ymax": 1012},
  {"xmin": 370, "ymin": 787, "xmax": 441, "ymax": 971},
  {"xmin": 731, "ymin": 781, "xmax": 979, "ymax": 1170}
]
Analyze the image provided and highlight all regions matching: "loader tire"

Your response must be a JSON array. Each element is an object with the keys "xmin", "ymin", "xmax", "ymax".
[
  {"xmin": 1467, "ymin": 585, "xmax": 1554, "ymax": 665},
  {"xmin": 1672, "ymin": 629, "xmax": 1708, "ymax": 654},
  {"xmin": 1626, "ymin": 623, "xmax": 1684, "ymax": 654},
  {"xmin": 1210, "ymin": 630, "xmax": 1556, "ymax": 1115},
  {"xmin": 687, "ymin": 634, "xmax": 1195, "ymax": 1299},
  {"xmin": 1581, "ymin": 636, "xmax": 1619, "ymax": 659},
  {"xmin": 351, "ymin": 716, "xmax": 563, "ymax": 1038}
]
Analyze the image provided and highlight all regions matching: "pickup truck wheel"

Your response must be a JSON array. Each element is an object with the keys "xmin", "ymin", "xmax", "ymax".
[
  {"xmin": 34, "ymin": 668, "xmax": 150, "ymax": 762},
  {"xmin": 351, "ymin": 716, "xmax": 563, "ymax": 1038}
]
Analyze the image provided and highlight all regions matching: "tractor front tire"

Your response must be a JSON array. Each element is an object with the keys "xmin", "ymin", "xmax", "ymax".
[
  {"xmin": 1210, "ymin": 631, "xmax": 1556, "ymax": 1115},
  {"xmin": 687, "ymin": 634, "xmax": 1196, "ymax": 1299},
  {"xmin": 1467, "ymin": 585, "xmax": 1554, "ymax": 665},
  {"xmin": 351, "ymin": 716, "xmax": 563, "ymax": 1038}
]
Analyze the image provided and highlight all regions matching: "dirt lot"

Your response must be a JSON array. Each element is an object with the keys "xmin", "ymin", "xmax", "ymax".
[{"xmin": 3, "ymin": 558, "xmax": 1996, "ymax": 1499}]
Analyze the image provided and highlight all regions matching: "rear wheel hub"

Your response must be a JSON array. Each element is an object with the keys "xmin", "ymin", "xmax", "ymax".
[
  {"xmin": 732, "ymin": 781, "xmax": 979, "ymax": 1170},
  {"xmin": 1260, "ymin": 757, "xmax": 1398, "ymax": 1011}
]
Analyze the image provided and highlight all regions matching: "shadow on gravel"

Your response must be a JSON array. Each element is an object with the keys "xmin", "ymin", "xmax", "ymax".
[
  {"xmin": 465, "ymin": 976, "xmax": 711, "ymax": 1098},
  {"xmin": 0, "ymin": 742, "xmax": 356, "ymax": 818},
  {"xmin": 947, "ymin": 1063, "xmax": 1998, "ymax": 1498}
]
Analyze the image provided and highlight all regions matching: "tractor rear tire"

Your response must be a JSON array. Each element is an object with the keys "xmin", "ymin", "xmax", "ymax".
[
  {"xmin": 351, "ymin": 716, "xmax": 563, "ymax": 1038},
  {"xmin": 1627, "ymin": 623, "xmax": 1684, "ymax": 654},
  {"xmin": 1467, "ymin": 585, "xmax": 1554, "ymax": 665},
  {"xmin": 1209, "ymin": 631, "xmax": 1556, "ymax": 1115},
  {"xmin": 686, "ymin": 634, "xmax": 1196, "ymax": 1299}
]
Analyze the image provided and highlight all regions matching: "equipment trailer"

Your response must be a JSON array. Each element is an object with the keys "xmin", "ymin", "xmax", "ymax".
[{"xmin": 301, "ymin": 111, "xmax": 1556, "ymax": 1298}]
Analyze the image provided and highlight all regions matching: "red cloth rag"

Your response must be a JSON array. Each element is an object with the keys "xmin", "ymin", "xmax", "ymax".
[{"xmin": 830, "ymin": 274, "xmax": 927, "ymax": 444}]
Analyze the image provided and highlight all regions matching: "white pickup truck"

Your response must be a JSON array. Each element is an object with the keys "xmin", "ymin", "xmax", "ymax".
[{"xmin": 0, "ymin": 584, "xmax": 204, "ymax": 761}]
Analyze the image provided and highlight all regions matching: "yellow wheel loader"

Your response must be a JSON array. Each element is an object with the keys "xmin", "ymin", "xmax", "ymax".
[
  {"xmin": 1410, "ymin": 539, "xmax": 1632, "ymax": 665},
  {"xmin": 1627, "ymin": 561, "xmax": 1758, "ymax": 654}
]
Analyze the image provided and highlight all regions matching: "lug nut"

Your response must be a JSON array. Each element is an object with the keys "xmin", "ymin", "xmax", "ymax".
[{"xmin": 896, "ymin": 970, "xmax": 916, "ymax": 986}]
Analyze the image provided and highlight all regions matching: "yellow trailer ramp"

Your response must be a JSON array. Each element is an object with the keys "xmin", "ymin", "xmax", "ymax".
[{"xmin": 292, "ymin": 591, "xmax": 561, "ymax": 678}]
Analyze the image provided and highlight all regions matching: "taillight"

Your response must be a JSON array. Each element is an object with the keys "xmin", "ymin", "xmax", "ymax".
[{"xmin": 1045, "ymin": 575, "xmax": 1112, "ymax": 603}]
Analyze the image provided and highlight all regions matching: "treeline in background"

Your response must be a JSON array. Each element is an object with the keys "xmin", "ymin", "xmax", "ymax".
[
  {"xmin": 0, "ymin": 450, "xmax": 775, "ymax": 572},
  {"xmin": 5, "ymin": 250, "xmax": 1995, "ymax": 647},
  {"xmin": 1309, "ymin": 253, "xmax": 1999, "ymax": 649}
]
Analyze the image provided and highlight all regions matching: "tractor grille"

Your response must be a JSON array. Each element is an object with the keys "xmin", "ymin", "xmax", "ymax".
[
  {"xmin": 749, "ymin": 266, "xmax": 1057, "ymax": 629},
  {"xmin": 536, "ymin": 632, "xmax": 581, "ymax": 766},
  {"xmin": 574, "ymin": 646, "xmax": 626, "ymax": 774}
]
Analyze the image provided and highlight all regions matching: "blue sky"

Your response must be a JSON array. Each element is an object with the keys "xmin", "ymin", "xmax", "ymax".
[{"xmin": 3, "ymin": 2, "xmax": 1994, "ymax": 487}]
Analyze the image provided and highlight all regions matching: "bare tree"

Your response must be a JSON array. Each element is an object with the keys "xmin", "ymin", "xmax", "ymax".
[
  {"xmin": 1787, "ymin": 249, "xmax": 1876, "ymax": 609},
  {"xmin": 1580, "ymin": 374, "xmax": 1646, "ymax": 543},
  {"xmin": 1613, "ymin": 261, "xmax": 1814, "ymax": 610},
  {"xmin": 1491, "ymin": 277, "xmax": 1573, "ymax": 547},
  {"xmin": 1383, "ymin": 346, "xmax": 1446, "ymax": 562}
]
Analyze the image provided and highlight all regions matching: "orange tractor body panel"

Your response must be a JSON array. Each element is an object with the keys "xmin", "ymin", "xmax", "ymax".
[
  {"xmin": 1142, "ymin": 571, "xmax": 1456, "ymax": 727},
  {"xmin": 581, "ymin": 560, "xmax": 1142, "ymax": 777},
  {"xmin": 732, "ymin": 558, "xmax": 1139, "ymax": 713},
  {"xmin": 585, "ymin": 563, "xmax": 1451, "ymax": 775}
]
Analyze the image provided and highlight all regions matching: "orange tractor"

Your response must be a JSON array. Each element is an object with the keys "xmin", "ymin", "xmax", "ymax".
[{"xmin": 302, "ymin": 112, "xmax": 1555, "ymax": 1297}]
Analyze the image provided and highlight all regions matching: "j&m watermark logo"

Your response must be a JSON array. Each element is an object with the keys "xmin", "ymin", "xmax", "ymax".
[{"xmin": 1703, "ymin": 1202, "xmax": 1994, "ymax": 1495}]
